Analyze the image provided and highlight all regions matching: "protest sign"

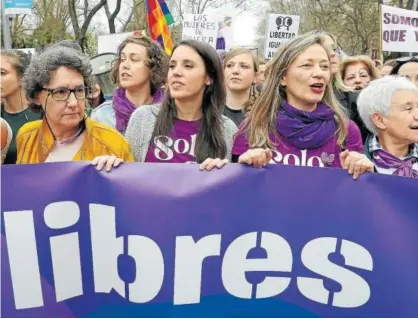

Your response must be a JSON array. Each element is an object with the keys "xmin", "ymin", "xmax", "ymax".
[
  {"xmin": 98, "ymin": 30, "xmax": 146, "ymax": 54},
  {"xmin": 381, "ymin": 5, "xmax": 418, "ymax": 53},
  {"xmin": 2, "ymin": 163, "xmax": 418, "ymax": 317},
  {"xmin": 182, "ymin": 14, "xmax": 221, "ymax": 48},
  {"xmin": 264, "ymin": 14, "xmax": 300, "ymax": 60}
]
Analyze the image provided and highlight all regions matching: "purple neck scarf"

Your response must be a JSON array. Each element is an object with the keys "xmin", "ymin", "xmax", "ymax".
[
  {"xmin": 373, "ymin": 149, "xmax": 418, "ymax": 178},
  {"xmin": 277, "ymin": 100, "xmax": 336, "ymax": 149},
  {"xmin": 113, "ymin": 88, "xmax": 164, "ymax": 133}
]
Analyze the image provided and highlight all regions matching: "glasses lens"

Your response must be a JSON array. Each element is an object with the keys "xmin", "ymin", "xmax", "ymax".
[
  {"xmin": 75, "ymin": 87, "xmax": 87, "ymax": 99},
  {"xmin": 52, "ymin": 88, "xmax": 69, "ymax": 101}
]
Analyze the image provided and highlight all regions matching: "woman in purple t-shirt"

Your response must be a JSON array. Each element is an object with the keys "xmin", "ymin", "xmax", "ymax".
[
  {"xmin": 233, "ymin": 31, "xmax": 373, "ymax": 179},
  {"xmin": 118, "ymin": 40, "xmax": 237, "ymax": 170}
]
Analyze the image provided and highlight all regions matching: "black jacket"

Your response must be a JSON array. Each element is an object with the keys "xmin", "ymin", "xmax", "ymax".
[{"xmin": 334, "ymin": 89, "xmax": 370, "ymax": 143}]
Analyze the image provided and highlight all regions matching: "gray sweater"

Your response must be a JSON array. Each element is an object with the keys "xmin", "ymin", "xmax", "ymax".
[{"xmin": 124, "ymin": 104, "xmax": 238, "ymax": 162}]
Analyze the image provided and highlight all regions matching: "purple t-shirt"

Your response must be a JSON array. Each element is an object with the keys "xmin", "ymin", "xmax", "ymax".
[
  {"xmin": 233, "ymin": 120, "xmax": 363, "ymax": 168},
  {"xmin": 145, "ymin": 119, "xmax": 200, "ymax": 163}
]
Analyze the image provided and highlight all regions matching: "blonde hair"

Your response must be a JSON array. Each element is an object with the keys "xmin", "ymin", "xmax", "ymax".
[
  {"xmin": 240, "ymin": 31, "xmax": 348, "ymax": 149},
  {"xmin": 224, "ymin": 47, "xmax": 259, "ymax": 112},
  {"xmin": 338, "ymin": 55, "xmax": 381, "ymax": 83}
]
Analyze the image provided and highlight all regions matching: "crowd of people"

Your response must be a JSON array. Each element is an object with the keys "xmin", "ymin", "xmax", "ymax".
[{"xmin": 1, "ymin": 30, "xmax": 417, "ymax": 178}]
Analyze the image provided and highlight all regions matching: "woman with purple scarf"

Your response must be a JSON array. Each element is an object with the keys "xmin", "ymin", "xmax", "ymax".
[
  {"xmin": 358, "ymin": 76, "xmax": 418, "ymax": 178},
  {"xmin": 232, "ymin": 32, "xmax": 373, "ymax": 179},
  {"xmin": 91, "ymin": 35, "xmax": 168, "ymax": 134}
]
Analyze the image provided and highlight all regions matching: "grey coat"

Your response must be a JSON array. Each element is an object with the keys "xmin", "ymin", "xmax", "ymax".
[{"xmin": 124, "ymin": 104, "xmax": 238, "ymax": 162}]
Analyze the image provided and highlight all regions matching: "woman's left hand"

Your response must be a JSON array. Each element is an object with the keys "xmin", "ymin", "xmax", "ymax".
[
  {"xmin": 340, "ymin": 150, "xmax": 374, "ymax": 180},
  {"xmin": 199, "ymin": 158, "xmax": 229, "ymax": 171},
  {"xmin": 92, "ymin": 155, "xmax": 124, "ymax": 172}
]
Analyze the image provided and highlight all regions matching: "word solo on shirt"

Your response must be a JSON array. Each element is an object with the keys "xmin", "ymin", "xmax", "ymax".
[
  {"xmin": 153, "ymin": 134, "xmax": 197, "ymax": 163},
  {"xmin": 3, "ymin": 202, "xmax": 373, "ymax": 310}
]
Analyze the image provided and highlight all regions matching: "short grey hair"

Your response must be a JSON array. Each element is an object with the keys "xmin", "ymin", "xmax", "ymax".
[
  {"xmin": 357, "ymin": 75, "xmax": 418, "ymax": 135},
  {"xmin": 22, "ymin": 46, "xmax": 93, "ymax": 108}
]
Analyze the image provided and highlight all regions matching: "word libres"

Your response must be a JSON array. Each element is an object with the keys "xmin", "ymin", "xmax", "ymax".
[{"xmin": 3, "ymin": 202, "xmax": 374, "ymax": 311}]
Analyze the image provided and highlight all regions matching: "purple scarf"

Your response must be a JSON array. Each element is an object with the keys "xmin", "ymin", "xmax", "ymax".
[
  {"xmin": 373, "ymin": 149, "xmax": 418, "ymax": 178},
  {"xmin": 113, "ymin": 88, "xmax": 164, "ymax": 133},
  {"xmin": 277, "ymin": 101, "xmax": 336, "ymax": 149}
]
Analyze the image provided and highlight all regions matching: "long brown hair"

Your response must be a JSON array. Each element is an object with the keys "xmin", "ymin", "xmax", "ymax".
[
  {"xmin": 223, "ymin": 47, "xmax": 259, "ymax": 112},
  {"xmin": 152, "ymin": 40, "xmax": 227, "ymax": 163},
  {"xmin": 240, "ymin": 31, "xmax": 348, "ymax": 149}
]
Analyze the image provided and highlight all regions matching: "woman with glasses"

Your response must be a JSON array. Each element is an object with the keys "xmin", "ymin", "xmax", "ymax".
[
  {"xmin": 391, "ymin": 56, "xmax": 418, "ymax": 87},
  {"xmin": 16, "ymin": 45, "xmax": 134, "ymax": 167}
]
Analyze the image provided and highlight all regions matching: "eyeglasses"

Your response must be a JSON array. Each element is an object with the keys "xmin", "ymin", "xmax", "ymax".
[
  {"xmin": 42, "ymin": 86, "xmax": 89, "ymax": 102},
  {"xmin": 396, "ymin": 56, "xmax": 418, "ymax": 63}
]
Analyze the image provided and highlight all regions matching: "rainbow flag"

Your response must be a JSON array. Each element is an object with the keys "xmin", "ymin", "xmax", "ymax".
[{"xmin": 146, "ymin": 0, "xmax": 175, "ymax": 55}]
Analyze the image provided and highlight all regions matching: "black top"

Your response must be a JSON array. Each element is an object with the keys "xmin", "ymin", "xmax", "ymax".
[
  {"xmin": 1, "ymin": 106, "xmax": 41, "ymax": 164},
  {"xmin": 223, "ymin": 105, "xmax": 245, "ymax": 128},
  {"xmin": 334, "ymin": 89, "xmax": 370, "ymax": 143}
]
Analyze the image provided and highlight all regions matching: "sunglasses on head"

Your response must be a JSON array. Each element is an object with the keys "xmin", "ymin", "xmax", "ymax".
[{"xmin": 396, "ymin": 56, "xmax": 418, "ymax": 63}]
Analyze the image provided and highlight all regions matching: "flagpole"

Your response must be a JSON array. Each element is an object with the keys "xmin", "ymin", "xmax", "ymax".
[{"xmin": 378, "ymin": 0, "xmax": 383, "ymax": 61}]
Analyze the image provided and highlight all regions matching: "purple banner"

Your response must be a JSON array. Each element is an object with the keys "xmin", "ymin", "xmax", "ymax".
[{"xmin": 1, "ymin": 162, "xmax": 418, "ymax": 317}]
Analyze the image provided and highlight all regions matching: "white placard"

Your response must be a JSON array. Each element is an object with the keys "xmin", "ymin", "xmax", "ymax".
[
  {"xmin": 264, "ymin": 14, "xmax": 300, "ymax": 60},
  {"xmin": 182, "ymin": 14, "xmax": 221, "ymax": 48},
  {"xmin": 97, "ymin": 31, "xmax": 146, "ymax": 54},
  {"xmin": 381, "ymin": 5, "xmax": 418, "ymax": 53}
]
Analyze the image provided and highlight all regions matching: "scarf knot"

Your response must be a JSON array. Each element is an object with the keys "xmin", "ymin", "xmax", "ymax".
[
  {"xmin": 277, "ymin": 101, "xmax": 337, "ymax": 149},
  {"xmin": 373, "ymin": 149, "xmax": 418, "ymax": 178},
  {"xmin": 113, "ymin": 88, "xmax": 164, "ymax": 133}
]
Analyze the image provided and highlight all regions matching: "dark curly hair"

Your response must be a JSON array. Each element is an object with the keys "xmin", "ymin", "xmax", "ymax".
[
  {"xmin": 22, "ymin": 46, "xmax": 94, "ymax": 113},
  {"xmin": 0, "ymin": 49, "xmax": 31, "ymax": 78},
  {"xmin": 111, "ymin": 35, "xmax": 169, "ymax": 95}
]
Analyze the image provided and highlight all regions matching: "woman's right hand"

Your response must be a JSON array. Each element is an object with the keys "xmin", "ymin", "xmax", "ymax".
[
  {"xmin": 238, "ymin": 148, "xmax": 273, "ymax": 168},
  {"xmin": 92, "ymin": 155, "xmax": 124, "ymax": 172}
]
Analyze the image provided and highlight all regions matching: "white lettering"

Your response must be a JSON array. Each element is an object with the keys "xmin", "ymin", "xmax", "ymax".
[
  {"xmin": 90, "ymin": 204, "xmax": 164, "ymax": 303},
  {"xmin": 283, "ymin": 153, "xmax": 300, "ymax": 166},
  {"xmin": 174, "ymin": 235, "xmax": 221, "ymax": 304},
  {"xmin": 154, "ymin": 135, "xmax": 174, "ymax": 161},
  {"xmin": 45, "ymin": 202, "xmax": 83, "ymax": 302},
  {"xmin": 153, "ymin": 134, "xmax": 197, "ymax": 161},
  {"xmin": 270, "ymin": 149, "xmax": 328, "ymax": 167},
  {"xmin": 3, "ymin": 210, "xmax": 43, "ymax": 309},
  {"xmin": 222, "ymin": 232, "xmax": 292, "ymax": 299},
  {"xmin": 297, "ymin": 237, "xmax": 373, "ymax": 308},
  {"xmin": 4, "ymin": 203, "xmax": 374, "ymax": 311}
]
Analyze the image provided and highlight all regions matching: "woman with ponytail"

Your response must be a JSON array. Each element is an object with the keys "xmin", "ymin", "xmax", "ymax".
[
  {"xmin": 232, "ymin": 32, "xmax": 373, "ymax": 179},
  {"xmin": 223, "ymin": 48, "xmax": 259, "ymax": 127},
  {"xmin": 94, "ymin": 40, "xmax": 237, "ymax": 171}
]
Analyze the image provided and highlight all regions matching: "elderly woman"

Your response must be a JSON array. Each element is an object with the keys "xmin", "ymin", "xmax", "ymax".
[
  {"xmin": 16, "ymin": 45, "xmax": 133, "ymax": 169},
  {"xmin": 338, "ymin": 55, "xmax": 380, "ymax": 92},
  {"xmin": 357, "ymin": 75, "xmax": 418, "ymax": 178}
]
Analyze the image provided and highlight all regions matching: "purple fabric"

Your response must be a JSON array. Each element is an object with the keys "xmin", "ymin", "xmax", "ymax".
[
  {"xmin": 2, "ymin": 163, "xmax": 418, "ymax": 317},
  {"xmin": 145, "ymin": 119, "xmax": 201, "ymax": 163},
  {"xmin": 373, "ymin": 149, "xmax": 418, "ymax": 178},
  {"xmin": 113, "ymin": 88, "xmax": 164, "ymax": 133},
  {"xmin": 233, "ymin": 120, "xmax": 363, "ymax": 168},
  {"xmin": 277, "ymin": 101, "xmax": 337, "ymax": 149}
]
